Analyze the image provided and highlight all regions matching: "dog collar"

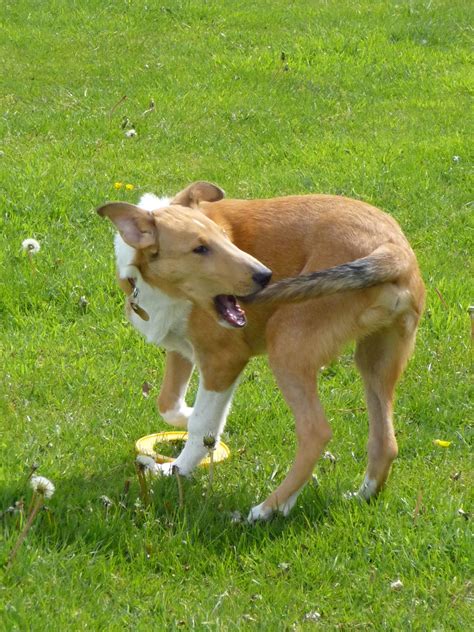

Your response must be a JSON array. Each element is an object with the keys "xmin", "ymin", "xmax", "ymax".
[{"xmin": 127, "ymin": 277, "xmax": 150, "ymax": 321}]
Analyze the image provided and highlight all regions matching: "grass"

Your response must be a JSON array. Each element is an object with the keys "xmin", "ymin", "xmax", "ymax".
[{"xmin": 0, "ymin": 0, "xmax": 472, "ymax": 629}]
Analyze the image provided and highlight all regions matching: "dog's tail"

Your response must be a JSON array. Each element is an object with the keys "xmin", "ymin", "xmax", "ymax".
[{"xmin": 243, "ymin": 244, "xmax": 413, "ymax": 305}]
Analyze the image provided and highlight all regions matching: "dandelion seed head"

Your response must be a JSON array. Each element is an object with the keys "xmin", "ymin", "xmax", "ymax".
[
  {"xmin": 100, "ymin": 495, "xmax": 113, "ymax": 508},
  {"xmin": 22, "ymin": 238, "xmax": 41, "ymax": 254},
  {"xmin": 203, "ymin": 434, "xmax": 217, "ymax": 449},
  {"xmin": 136, "ymin": 454, "xmax": 158, "ymax": 474},
  {"xmin": 30, "ymin": 475, "xmax": 55, "ymax": 498},
  {"xmin": 125, "ymin": 129, "xmax": 137, "ymax": 138}
]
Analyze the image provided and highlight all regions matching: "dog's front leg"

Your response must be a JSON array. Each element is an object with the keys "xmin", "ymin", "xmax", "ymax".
[
  {"xmin": 157, "ymin": 378, "xmax": 238, "ymax": 477},
  {"xmin": 157, "ymin": 351, "xmax": 194, "ymax": 429}
]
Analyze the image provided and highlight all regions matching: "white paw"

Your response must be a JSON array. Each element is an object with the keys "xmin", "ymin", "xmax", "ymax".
[
  {"xmin": 161, "ymin": 405, "xmax": 193, "ymax": 429},
  {"xmin": 155, "ymin": 462, "xmax": 175, "ymax": 477},
  {"xmin": 344, "ymin": 477, "xmax": 378, "ymax": 501},
  {"xmin": 358, "ymin": 476, "xmax": 378, "ymax": 500},
  {"xmin": 248, "ymin": 491, "xmax": 300, "ymax": 523},
  {"xmin": 278, "ymin": 491, "xmax": 299, "ymax": 517},
  {"xmin": 248, "ymin": 502, "xmax": 274, "ymax": 523}
]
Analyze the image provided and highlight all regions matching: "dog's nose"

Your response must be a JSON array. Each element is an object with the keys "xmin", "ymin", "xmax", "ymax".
[{"xmin": 252, "ymin": 268, "xmax": 272, "ymax": 288}]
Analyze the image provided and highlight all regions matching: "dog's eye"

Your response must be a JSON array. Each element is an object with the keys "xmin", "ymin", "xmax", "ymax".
[{"xmin": 193, "ymin": 245, "xmax": 209, "ymax": 255}]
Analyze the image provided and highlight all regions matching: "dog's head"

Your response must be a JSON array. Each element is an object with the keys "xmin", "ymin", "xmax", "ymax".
[{"xmin": 97, "ymin": 182, "xmax": 271, "ymax": 328}]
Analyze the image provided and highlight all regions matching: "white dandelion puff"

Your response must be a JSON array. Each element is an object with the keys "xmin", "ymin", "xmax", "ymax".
[
  {"xmin": 125, "ymin": 128, "xmax": 137, "ymax": 138},
  {"xmin": 30, "ymin": 475, "xmax": 55, "ymax": 498},
  {"xmin": 135, "ymin": 454, "xmax": 158, "ymax": 475},
  {"xmin": 100, "ymin": 495, "xmax": 113, "ymax": 508},
  {"xmin": 22, "ymin": 238, "xmax": 41, "ymax": 254}
]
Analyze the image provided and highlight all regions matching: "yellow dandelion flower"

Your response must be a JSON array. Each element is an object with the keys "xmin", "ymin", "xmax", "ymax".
[
  {"xmin": 433, "ymin": 439, "xmax": 451, "ymax": 447},
  {"xmin": 114, "ymin": 182, "xmax": 123, "ymax": 189},
  {"xmin": 125, "ymin": 183, "xmax": 134, "ymax": 191}
]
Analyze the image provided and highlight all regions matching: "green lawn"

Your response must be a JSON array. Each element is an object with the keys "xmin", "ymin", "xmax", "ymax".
[{"xmin": 1, "ymin": 0, "xmax": 472, "ymax": 629}]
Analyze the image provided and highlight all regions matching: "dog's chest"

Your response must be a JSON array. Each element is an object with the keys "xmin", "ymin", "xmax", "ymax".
[
  {"xmin": 114, "ymin": 234, "xmax": 193, "ymax": 360},
  {"xmin": 129, "ymin": 278, "xmax": 192, "ymax": 357}
]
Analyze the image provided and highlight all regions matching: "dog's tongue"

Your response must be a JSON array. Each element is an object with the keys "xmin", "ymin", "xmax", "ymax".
[{"xmin": 214, "ymin": 295, "xmax": 247, "ymax": 328}]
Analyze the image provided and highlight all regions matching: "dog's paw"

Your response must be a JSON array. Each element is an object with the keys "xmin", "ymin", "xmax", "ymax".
[
  {"xmin": 247, "ymin": 502, "xmax": 274, "ymax": 523},
  {"xmin": 248, "ymin": 491, "xmax": 299, "ymax": 523},
  {"xmin": 277, "ymin": 491, "xmax": 299, "ymax": 517},
  {"xmin": 161, "ymin": 405, "xmax": 193, "ymax": 429},
  {"xmin": 344, "ymin": 477, "xmax": 378, "ymax": 501},
  {"xmin": 155, "ymin": 462, "xmax": 175, "ymax": 477},
  {"xmin": 357, "ymin": 476, "xmax": 378, "ymax": 500}
]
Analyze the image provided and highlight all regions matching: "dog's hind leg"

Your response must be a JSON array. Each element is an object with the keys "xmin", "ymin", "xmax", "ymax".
[
  {"xmin": 249, "ymin": 316, "xmax": 334, "ymax": 521},
  {"xmin": 157, "ymin": 351, "xmax": 194, "ymax": 429},
  {"xmin": 354, "ymin": 317, "xmax": 418, "ymax": 500}
]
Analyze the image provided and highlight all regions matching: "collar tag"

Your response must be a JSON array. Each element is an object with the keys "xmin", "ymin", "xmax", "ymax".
[{"xmin": 127, "ymin": 277, "xmax": 150, "ymax": 321}]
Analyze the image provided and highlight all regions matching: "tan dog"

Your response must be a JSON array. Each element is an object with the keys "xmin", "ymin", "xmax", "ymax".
[{"xmin": 98, "ymin": 182, "xmax": 425, "ymax": 521}]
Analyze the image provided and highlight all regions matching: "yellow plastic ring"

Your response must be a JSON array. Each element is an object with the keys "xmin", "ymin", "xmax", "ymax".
[{"xmin": 135, "ymin": 431, "xmax": 230, "ymax": 466}]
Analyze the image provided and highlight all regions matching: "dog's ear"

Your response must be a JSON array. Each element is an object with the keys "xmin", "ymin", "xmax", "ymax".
[
  {"xmin": 97, "ymin": 202, "xmax": 157, "ymax": 249},
  {"xmin": 171, "ymin": 181, "xmax": 225, "ymax": 208}
]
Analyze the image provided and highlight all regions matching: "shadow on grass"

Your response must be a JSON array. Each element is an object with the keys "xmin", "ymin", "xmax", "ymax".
[{"xmin": 1, "ymin": 454, "xmax": 336, "ymax": 567}]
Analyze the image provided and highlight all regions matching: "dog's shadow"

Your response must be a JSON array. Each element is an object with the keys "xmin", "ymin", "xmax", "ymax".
[{"xmin": 1, "ymin": 455, "xmax": 332, "ymax": 564}]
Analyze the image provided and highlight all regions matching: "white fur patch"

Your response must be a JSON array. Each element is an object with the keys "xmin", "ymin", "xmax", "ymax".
[
  {"xmin": 161, "ymin": 403, "xmax": 194, "ymax": 429},
  {"xmin": 248, "ymin": 490, "xmax": 300, "ymax": 523},
  {"xmin": 358, "ymin": 476, "xmax": 378, "ymax": 500},
  {"xmin": 138, "ymin": 193, "xmax": 171, "ymax": 212},
  {"xmin": 172, "ymin": 380, "xmax": 238, "ymax": 476},
  {"xmin": 114, "ymin": 227, "xmax": 193, "ymax": 359}
]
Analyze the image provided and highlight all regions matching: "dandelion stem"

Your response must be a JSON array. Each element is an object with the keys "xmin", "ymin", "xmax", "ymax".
[
  {"xmin": 135, "ymin": 464, "xmax": 150, "ymax": 506},
  {"xmin": 23, "ymin": 462, "xmax": 39, "ymax": 488},
  {"xmin": 173, "ymin": 465, "xmax": 184, "ymax": 509},
  {"xmin": 207, "ymin": 449, "xmax": 215, "ymax": 499},
  {"xmin": 6, "ymin": 495, "xmax": 44, "ymax": 570}
]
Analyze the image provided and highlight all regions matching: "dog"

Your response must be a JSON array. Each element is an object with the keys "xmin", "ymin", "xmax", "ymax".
[{"xmin": 97, "ymin": 181, "xmax": 425, "ymax": 521}]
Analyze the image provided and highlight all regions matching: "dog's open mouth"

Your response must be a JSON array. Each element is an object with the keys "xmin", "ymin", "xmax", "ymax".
[{"xmin": 214, "ymin": 295, "xmax": 247, "ymax": 328}]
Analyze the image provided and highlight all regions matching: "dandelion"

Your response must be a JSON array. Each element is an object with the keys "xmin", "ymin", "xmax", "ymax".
[
  {"xmin": 204, "ymin": 434, "xmax": 217, "ymax": 496},
  {"xmin": 136, "ymin": 454, "xmax": 158, "ymax": 475},
  {"xmin": 135, "ymin": 454, "xmax": 157, "ymax": 506},
  {"xmin": 323, "ymin": 450, "xmax": 337, "ymax": 464},
  {"xmin": 114, "ymin": 181, "xmax": 123, "ymax": 189},
  {"xmin": 125, "ymin": 183, "xmax": 134, "ymax": 191},
  {"xmin": 303, "ymin": 611, "xmax": 321, "ymax": 623},
  {"xmin": 79, "ymin": 296, "xmax": 89, "ymax": 310},
  {"xmin": 203, "ymin": 434, "xmax": 217, "ymax": 450},
  {"xmin": 100, "ymin": 495, "xmax": 113, "ymax": 508},
  {"xmin": 6, "ymin": 475, "xmax": 55, "ymax": 570},
  {"xmin": 230, "ymin": 510, "xmax": 243, "ymax": 524},
  {"xmin": 22, "ymin": 238, "xmax": 40, "ymax": 254},
  {"xmin": 125, "ymin": 128, "xmax": 137, "ymax": 138},
  {"xmin": 30, "ymin": 475, "xmax": 55, "ymax": 498}
]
